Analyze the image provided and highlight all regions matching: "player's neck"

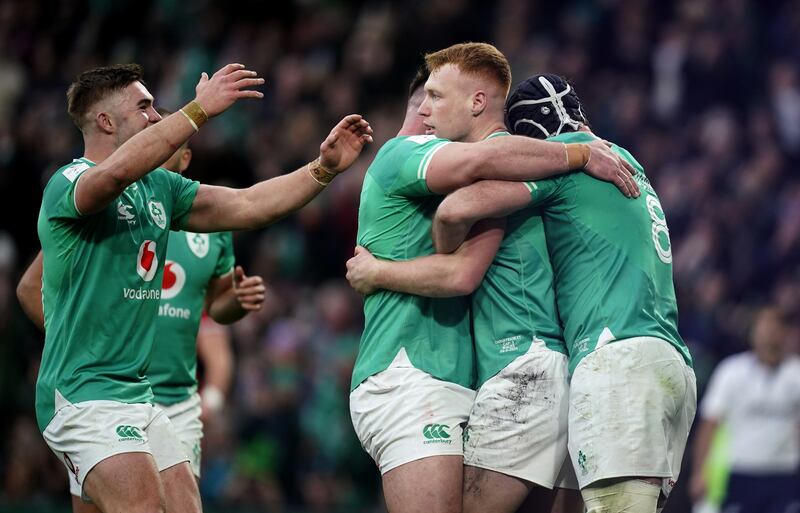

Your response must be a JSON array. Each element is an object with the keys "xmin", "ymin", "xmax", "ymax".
[
  {"xmin": 397, "ymin": 109, "xmax": 425, "ymax": 137},
  {"xmin": 467, "ymin": 120, "xmax": 507, "ymax": 143},
  {"xmin": 83, "ymin": 137, "xmax": 117, "ymax": 164}
]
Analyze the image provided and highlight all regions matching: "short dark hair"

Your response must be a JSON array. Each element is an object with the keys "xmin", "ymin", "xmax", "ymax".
[
  {"xmin": 66, "ymin": 64, "xmax": 145, "ymax": 131},
  {"xmin": 408, "ymin": 65, "xmax": 429, "ymax": 98}
]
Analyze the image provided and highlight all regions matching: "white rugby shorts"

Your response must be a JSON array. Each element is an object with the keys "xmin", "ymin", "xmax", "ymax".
[
  {"xmin": 350, "ymin": 349, "xmax": 476, "ymax": 474},
  {"xmin": 43, "ymin": 394, "xmax": 187, "ymax": 500},
  {"xmin": 568, "ymin": 337, "xmax": 697, "ymax": 497},
  {"xmin": 463, "ymin": 343, "xmax": 576, "ymax": 489}
]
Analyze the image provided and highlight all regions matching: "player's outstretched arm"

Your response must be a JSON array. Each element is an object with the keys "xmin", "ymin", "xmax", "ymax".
[
  {"xmin": 425, "ymin": 137, "xmax": 639, "ymax": 197},
  {"xmin": 184, "ymin": 114, "xmax": 373, "ymax": 232},
  {"xmin": 433, "ymin": 181, "xmax": 532, "ymax": 254},
  {"xmin": 16, "ymin": 250, "xmax": 45, "ymax": 332},
  {"xmin": 345, "ymin": 219, "xmax": 504, "ymax": 297},
  {"xmin": 206, "ymin": 266, "xmax": 266, "ymax": 324},
  {"xmin": 75, "ymin": 64, "xmax": 264, "ymax": 215}
]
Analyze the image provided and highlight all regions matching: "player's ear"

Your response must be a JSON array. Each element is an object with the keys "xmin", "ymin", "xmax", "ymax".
[
  {"xmin": 95, "ymin": 111, "xmax": 114, "ymax": 134},
  {"xmin": 471, "ymin": 90, "xmax": 487, "ymax": 117},
  {"xmin": 180, "ymin": 148, "xmax": 192, "ymax": 172}
]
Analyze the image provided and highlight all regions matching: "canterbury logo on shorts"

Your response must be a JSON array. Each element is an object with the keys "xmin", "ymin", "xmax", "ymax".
[
  {"xmin": 422, "ymin": 424, "xmax": 452, "ymax": 444},
  {"xmin": 115, "ymin": 425, "xmax": 145, "ymax": 441}
]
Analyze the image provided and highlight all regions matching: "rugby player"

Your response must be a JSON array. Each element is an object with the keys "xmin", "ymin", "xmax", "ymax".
[
  {"xmin": 31, "ymin": 62, "xmax": 372, "ymax": 513},
  {"xmin": 17, "ymin": 119, "xmax": 266, "ymax": 512},
  {"xmin": 427, "ymin": 73, "xmax": 695, "ymax": 513},
  {"xmin": 350, "ymin": 44, "xmax": 637, "ymax": 513}
]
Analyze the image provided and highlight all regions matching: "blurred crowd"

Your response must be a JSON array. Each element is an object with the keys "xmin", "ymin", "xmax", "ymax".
[{"xmin": 0, "ymin": 0, "xmax": 799, "ymax": 511}]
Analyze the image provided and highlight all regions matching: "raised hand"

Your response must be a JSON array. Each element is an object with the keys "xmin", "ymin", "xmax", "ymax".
[
  {"xmin": 345, "ymin": 245, "xmax": 379, "ymax": 295},
  {"xmin": 232, "ymin": 265, "xmax": 266, "ymax": 311},
  {"xmin": 583, "ymin": 140, "xmax": 640, "ymax": 198},
  {"xmin": 194, "ymin": 63, "xmax": 264, "ymax": 118},
  {"xmin": 319, "ymin": 114, "xmax": 374, "ymax": 173}
]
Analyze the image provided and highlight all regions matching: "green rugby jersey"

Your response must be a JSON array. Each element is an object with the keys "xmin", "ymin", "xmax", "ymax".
[
  {"xmin": 148, "ymin": 230, "xmax": 235, "ymax": 405},
  {"xmin": 36, "ymin": 158, "xmax": 199, "ymax": 431},
  {"xmin": 352, "ymin": 135, "xmax": 474, "ymax": 391},
  {"xmin": 527, "ymin": 132, "xmax": 691, "ymax": 374},
  {"xmin": 472, "ymin": 206, "xmax": 567, "ymax": 387},
  {"xmin": 471, "ymin": 132, "xmax": 566, "ymax": 388}
]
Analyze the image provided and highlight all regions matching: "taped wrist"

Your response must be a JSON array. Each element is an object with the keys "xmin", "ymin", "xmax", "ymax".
[
  {"xmin": 201, "ymin": 385, "xmax": 225, "ymax": 413},
  {"xmin": 180, "ymin": 101, "xmax": 209, "ymax": 132},
  {"xmin": 565, "ymin": 143, "xmax": 590, "ymax": 169},
  {"xmin": 308, "ymin": 157, "xmax": 337, "ymax": 186}
]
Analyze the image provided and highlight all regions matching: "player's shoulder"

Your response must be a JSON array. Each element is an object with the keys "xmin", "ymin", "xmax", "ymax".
[
  {"xmin": 372, "ymin": 135, "xmax": 450, "ymax": 174},
  {"xmin": 47, "ymin": 158, "xmax": 93, "ymax": 187},
  {"xmin": 379, "ymin": 135, "xmax": 448, "ymax": 156},
  {"xmin": 42, "ymin": 159, "xmax": 94, "ymax": 206},
  {"xmin": 146, "ymin": 166, "xmax": 176, "ymax": 183}
]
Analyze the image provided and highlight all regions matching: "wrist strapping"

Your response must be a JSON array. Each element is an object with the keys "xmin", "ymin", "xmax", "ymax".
[
  {"xmin": 180, "ymin": 101, "xmax": 209, "ymax": 132},
  {"xmin": 565, "ymin": 143, "xmax": 590, "ymax": 169},
  {"xmin": 308, "ymin": 157, "xmax": 337, "ymax": 186},
  {"xmin": 202, "ymin": 385, "xmax": 225, "ymax": 412}
]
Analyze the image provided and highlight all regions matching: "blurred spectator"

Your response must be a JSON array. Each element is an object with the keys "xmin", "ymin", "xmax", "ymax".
[{"xmin": 689, "ymin": 306, "xmax": 800, "ymax": 513}]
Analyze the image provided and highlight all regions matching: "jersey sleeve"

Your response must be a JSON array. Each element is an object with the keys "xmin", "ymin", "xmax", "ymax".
[
  {"xmin": 385, "ymin": 135, "xmax": 452, "ymax": 197},
  {"xmin": 700, "ymin": 359, "xmax": 736, "ymax": 421},
  {"xmin": 213, "ymin": 232, "xmax": 236, "ymax": 278},
  {"xmin": 166, "ymin": 171, "xmax": 201, "ymax": 230},
  {"xmin": 524, "ymin": 175, "xmax": 564, "ymax": 208},
  {"xmin": 41, "ymin": 161, "xmax": 92, "ymax": 221}
]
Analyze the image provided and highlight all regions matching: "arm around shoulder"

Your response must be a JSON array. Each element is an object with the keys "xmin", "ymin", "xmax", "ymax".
[{"xmin": 433, "ymin": 181, "xmax": 531, "ymax": 253}]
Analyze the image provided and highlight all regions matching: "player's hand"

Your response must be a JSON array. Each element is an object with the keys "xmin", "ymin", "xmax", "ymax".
[
  {"xmin": 346, "ymin": 245, "xmax": 379, "ymax": 295},
  {"xmin": 233, "ymin": 265, "xmax": 265, "ymax": 311},
  {"xmin": 319, "ymin": 114, "xmax": 374, "ymax": 173},
  {"xmin": 194, "ymin": 63, "xmax": 264, "ymax": 118},
  {"xmin": 584, "ymin": 140, "xmax": 640, "ymax": 198}
]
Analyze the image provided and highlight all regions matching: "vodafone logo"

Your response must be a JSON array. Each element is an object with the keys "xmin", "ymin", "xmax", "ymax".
[
  {"xmin": 161, "ymin": 261, "xmax": 186, "ymax": 299},
  {"xmin": 136, "ymin": 240, "xmax": 159, "ymax": 282}
]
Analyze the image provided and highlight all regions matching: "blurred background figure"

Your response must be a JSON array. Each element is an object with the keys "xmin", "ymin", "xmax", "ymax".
[
  {"xmin": 2, "ymin": 1, "xmax": 800, "ymax": 512},
  {"xmin": 690, "ymin": 306, "xmax": 800, "ymax": 513}
]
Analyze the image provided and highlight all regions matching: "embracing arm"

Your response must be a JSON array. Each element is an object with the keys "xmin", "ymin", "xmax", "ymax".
[
  {"xmin": 433, "ymin": 181, "xmax": 532, "ymax": 254},
  {"xmin": 16, "ymin": 251, "xmax": 45, "ymax": 331},
  {"xmin": 183, "ymin": 114, "xmax": 372, "ymax": 232},
  {"xmin": 75, "ymin": 64, "xmax": 264, "ymax": 215},
  {"xmin": 346, "ymin": 219, "xmax": 505, "ymax": 297},
  {"xmin": 425, "ymin": 136, "xmax": 638, "ymax": 197}
]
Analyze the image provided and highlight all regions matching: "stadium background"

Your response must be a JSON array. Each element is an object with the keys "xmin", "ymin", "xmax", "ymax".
[{"xmin": 0, "ymin": 0, "xmax": 798, "ymax": 511}]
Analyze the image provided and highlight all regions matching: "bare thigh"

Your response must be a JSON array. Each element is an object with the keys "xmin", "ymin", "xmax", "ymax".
[
  {"xmin": 82, "ymin": 452, "xmax": 165, "ymax": 513},
  {"xmin": 160, "ymin": 461, "xmax": 202, "ymax": 513},
  {"xmin": 463, "ymin": 465, "xmax": 533, "ymax": 513},
  {"xmin": 382, "ymin": 455, "xmax": 463, "ymax": 513}
]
